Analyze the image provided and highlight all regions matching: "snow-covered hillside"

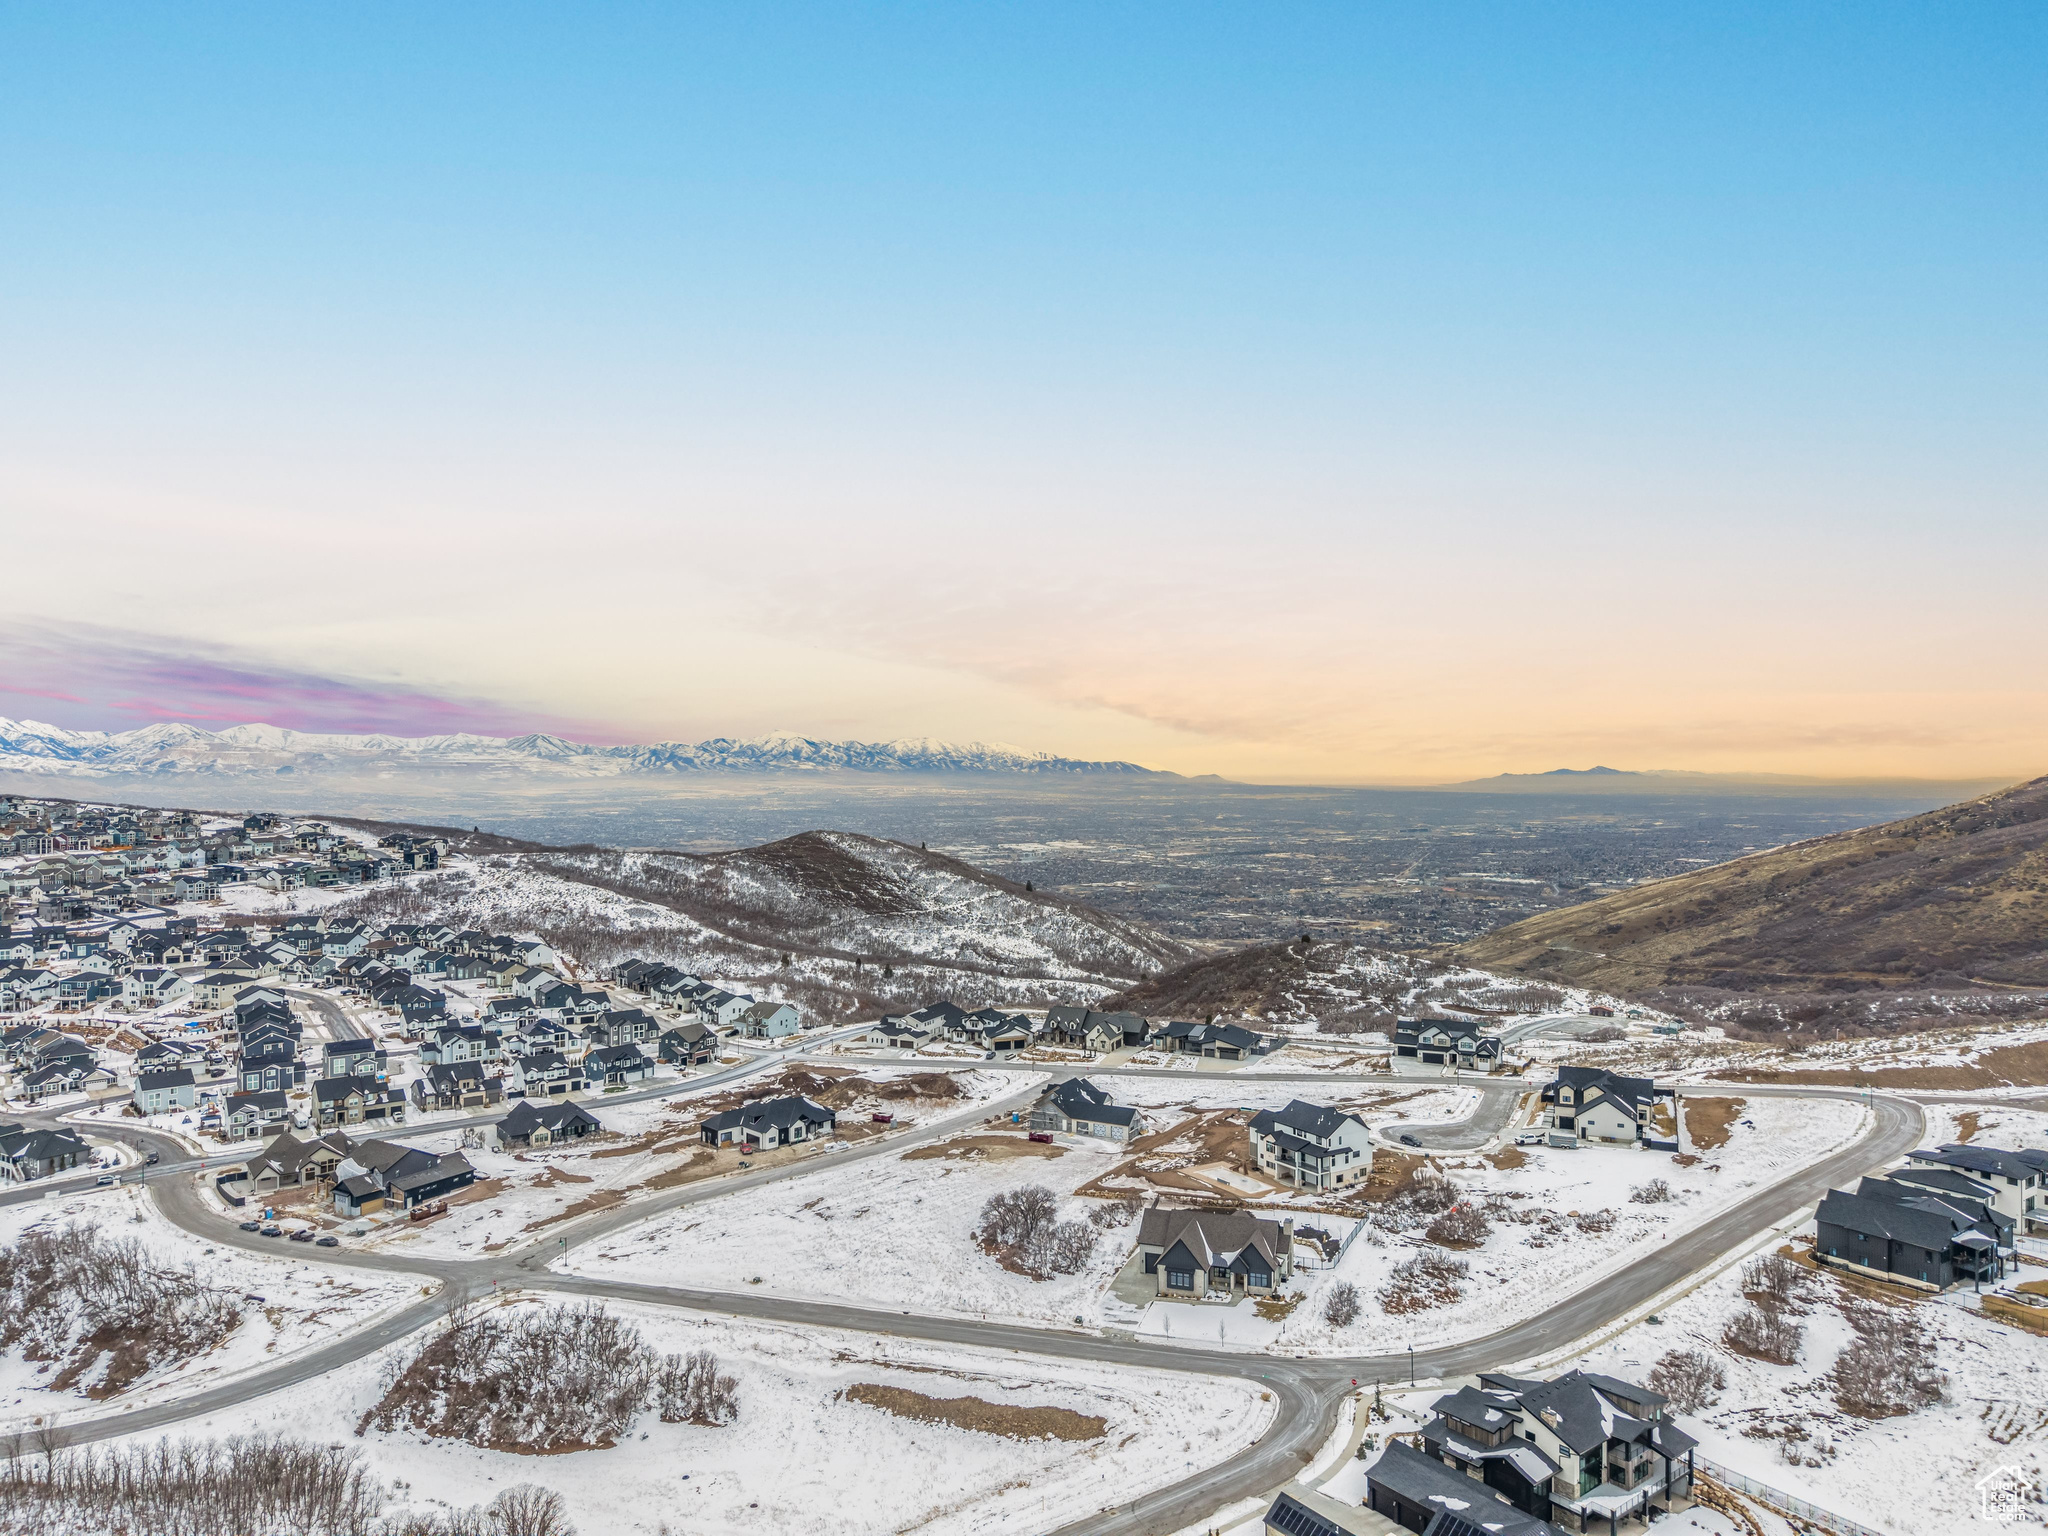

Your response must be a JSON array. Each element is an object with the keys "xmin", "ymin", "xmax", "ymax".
[
  {"xmin": 326, "ymin": 833, "xmax": 1193, "ymax": 1020},
  {"xmin": 0, "ymin": 718, "xmax": 1167, "ymax": 780}
]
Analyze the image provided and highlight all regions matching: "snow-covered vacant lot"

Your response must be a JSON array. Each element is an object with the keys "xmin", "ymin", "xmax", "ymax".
[
  {"xmin": 0, "ymin": 1184, "xmax": 429, "ymax": 1426},
  {"xmin": 562, "ymin": 1126, "xmax": 1138, "ymax": 1327},
  {"xmin": 105, "ymin": 1294, "xmax": 1274, "ymax": 1536}
]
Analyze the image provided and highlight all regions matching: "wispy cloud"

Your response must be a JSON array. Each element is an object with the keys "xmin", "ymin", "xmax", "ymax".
[{"xmin": 0, "ymin": 621, "xmax": 623, "ymax": 741}]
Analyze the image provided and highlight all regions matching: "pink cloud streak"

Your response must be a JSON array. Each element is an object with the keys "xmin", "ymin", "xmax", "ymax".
[{"xmin": 0, "ymin": 622, "xmax": 628, "ymax": 742}]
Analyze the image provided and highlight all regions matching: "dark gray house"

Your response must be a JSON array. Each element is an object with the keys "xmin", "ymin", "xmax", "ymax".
[{"xmin": 700, "ymin": 1095, "xmax": 835, "ymax": 1150}]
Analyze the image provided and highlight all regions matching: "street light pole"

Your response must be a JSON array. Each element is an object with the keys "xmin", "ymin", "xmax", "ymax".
[{"xmin": 1408, "ymin": 1344, "xmax": 1415, "ymax": 1386}]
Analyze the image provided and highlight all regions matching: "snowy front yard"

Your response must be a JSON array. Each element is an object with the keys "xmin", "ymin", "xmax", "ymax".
[
  {"xmin": 108, "ymin": 1294, "xmax": 1275, "ymax": 1536},
  {"xmin": 0, "ymin": 1183, "xmax": 430, "ymax": 1427},
  {"xmin": 1552, "ymin": 1235, "xmax": 2047, "ymax": 1536}
]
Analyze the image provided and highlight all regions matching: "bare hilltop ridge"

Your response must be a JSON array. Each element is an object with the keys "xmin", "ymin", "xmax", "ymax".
[{"xmin": 1453, "ymin": 772, "xmax": 2048, "ymax": 1038}]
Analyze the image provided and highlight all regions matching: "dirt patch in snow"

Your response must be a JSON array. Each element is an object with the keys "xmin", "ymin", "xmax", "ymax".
[
  {"xmin": 843, "ymin": 1383, "xmax": 1104, "ymax": 1442},
  {"xmin": 903, "ymin": 1135, "xmax": 1065, "ymax": 1164},
  {"xmin": 1685, "ymin": 1096, "xmax": 1746, "ymax": 1151},
  {"xmin": 1709, "ymin": 1037, "xmax": 2048, "ymax": 1089}
]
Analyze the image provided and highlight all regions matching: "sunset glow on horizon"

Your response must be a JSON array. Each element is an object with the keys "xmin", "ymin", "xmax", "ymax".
[{"xmin": 3, "ymin": 6, "xmax": 2044, "ymax": 785}]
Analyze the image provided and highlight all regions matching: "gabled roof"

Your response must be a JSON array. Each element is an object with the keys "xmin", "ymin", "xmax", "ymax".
[
  {"xmin": 1910, "ymin": 1143, "xmax": 2043, "ymax": 1184},
  {"xmin": 1250, "ymin": 1099, "xmax": 1366, "ymax": 1141},
  {"xmin": 136, "ymin": 1067, "xmax": 194, "ymax": 1090},
  {"xmin": 1137, "ymin": 1207, "xmax": 1288, "ymax": 1272},
  {"xmin": 1365, "ymin": 1441, "xmax": 1565, "ymax": 1536},
  {"xmin": 701, "ymin": 1095, "xmax": 834, "ymax": 1136},
  {"xmin": 1047, "ymin": 1078, "xmax": 1136, "ymax": 1126},
  {"xmin": 500, "ymin": 1099, "xmax": 604, "ymax": 1138},
  {"xmin": 1818, "ymin": 1186, "xmax": 1990, "ymax": 1254}
]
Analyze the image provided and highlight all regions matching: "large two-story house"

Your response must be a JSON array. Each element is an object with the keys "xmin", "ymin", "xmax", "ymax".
[
  {"xmin": 1248, "ymin": 1100, "xmax": 1374, "ymax": 1190},
  {"xmin": 1540, "ymin": 1067, "xmax": 1671, "ymax": 1147},
  {"xmin": 1398, "ymin": 1368, "xmax": 1697, "ymax": 1533}
]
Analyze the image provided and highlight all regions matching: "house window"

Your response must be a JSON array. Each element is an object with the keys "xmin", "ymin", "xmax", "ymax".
[
  {"xmin": 1247, "ymin": 1271, "xmax": 1270, "ymax": 1288},
  {"xmin": 1166, "ymin": 1268, "xmax": 1194, "ymax": 1290}
]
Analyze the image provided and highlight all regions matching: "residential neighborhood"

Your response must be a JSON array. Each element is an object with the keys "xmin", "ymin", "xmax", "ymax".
[{"xmin": 1, "ymin": 787, "xmax": 2044, "ymax": 1536}]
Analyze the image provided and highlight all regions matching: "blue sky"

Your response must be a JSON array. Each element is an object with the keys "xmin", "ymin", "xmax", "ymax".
[{"xmin": 3, "ymin": 5, "xmax": 2043, "ymax": 779}]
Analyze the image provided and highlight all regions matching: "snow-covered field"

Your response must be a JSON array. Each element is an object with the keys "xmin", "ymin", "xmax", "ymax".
[
  {"xmin": 1554, "ymin": 1234, "xmax": 2046, "ymax": 1536},
  {"xmin": 1269, "ymin": 1093, "xmax": 1869, "ymax": 1356},
  {"xmin": 0, "ymin": 1183, "xmax": 429, "ymax": 1428},
  {"xmin": 107, "ymin": 1294, "xmax": 1274, "ymax": 1536},
  {"xmin": 562, "ymin": 1128, "xmax": 1147, "ymax": 1327}
]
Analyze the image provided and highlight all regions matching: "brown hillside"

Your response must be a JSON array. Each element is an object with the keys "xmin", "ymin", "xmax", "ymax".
[{"xmin": 1454, "ymin": 774, "xmax": 2048, "ymax": 995}]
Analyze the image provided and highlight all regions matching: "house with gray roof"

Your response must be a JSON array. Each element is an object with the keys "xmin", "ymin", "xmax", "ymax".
[
  {"xmin": 1135, "ymin": 1206, "xmax": 1292, "ymax": 1298},
  {"xmin": 1906, "ymin": 1142, "xmax": 2045, "ymax": 1227},
  {"xmin": 1364, "ymin": 1439, "xmax": 1570, "ymax": 1536},
  {"xmin": 1540, "ymin": 1067, "xmax": 1670, "ymax": 1148},
  {"xmin": 1249, "ymin": 1100, "xmax": 1374, "ymax": 1190},
  {"xmin": 1153, "ymin": 1019, "xmax": 1266, "ymax": 1061},
  {"xmin": 1406, "ymin": 1367, "xmax": 1697, "ymax": 1533},
  {"xmin": 1815, "ymin": 1172, "xmax": 2008, "ymax": 1291},
  {"xmin": 0, "ymin": 1122, "xmax": 88, "ymax": 1183},
  {"xmin": 1030, "ymin": 1078, "xmax": 1143, "ymax": 1143},
  {"xmin": 700, "ymin": 1094, "xmax": 834, "ymax": 1150}
]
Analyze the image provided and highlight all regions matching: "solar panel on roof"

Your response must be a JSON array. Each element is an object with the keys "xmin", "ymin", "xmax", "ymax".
[
  {"xmin": 1422, "ymin": 1515, "xmax": 1498, "ymax": 1536},
  {"xmin": 1264, "ymin": 1494, "xmax": 1344, "ymax": 1536}
]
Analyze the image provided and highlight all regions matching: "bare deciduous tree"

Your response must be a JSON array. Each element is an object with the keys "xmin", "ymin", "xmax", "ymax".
[
  {"xmin": 1425, "ymin": 1203, "xmax": 1490, "ymax": 1249},
  {"xmin": 655, "ymin": 1349, "xmax": 740, "ymax": 1427},
  {"xmin": 1723, "ymin": 1302, "xmax": 1802, "ymax": 1364},
  {"xmin": 1322, "ymin": 1281, "xmax": 1361, "ymax": 1328},
  {"xmin": 1648, "ymin": 1348, "xmax": 1726, "ymax": 1412},
  {"xmin": 1630, "ymin": 1178, "xmax": 1674, "ymax": 1205},
  {"xmin": 1832, "ymin": 1302, "xmax": 1946, "ymax": 1418}
]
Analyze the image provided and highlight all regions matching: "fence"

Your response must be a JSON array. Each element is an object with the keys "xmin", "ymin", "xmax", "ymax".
[{"xmin": 1696, "ymin": 1456, "xmax": 1892, "ymax": 1536}]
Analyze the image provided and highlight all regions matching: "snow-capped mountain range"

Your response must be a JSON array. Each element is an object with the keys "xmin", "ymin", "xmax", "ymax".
[{"xmin": 0, "ymin": 719, "xmax": 1169, "ymax": 780}]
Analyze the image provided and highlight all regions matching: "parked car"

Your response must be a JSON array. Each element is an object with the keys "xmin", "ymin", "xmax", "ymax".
[
  {"xmin": 316, "ymin": 1235, "xmax": 340, "ymax": 1248},
  {"xmin": 288, "ymin": 1228, "xmax": 314, "ymax": 1243},
  {"xmin": 238, "ymin": 1220, "xmax": 263, "ymax": 1232},
  {"xmin": 260, "ymin": 1225, "xmax": 282, "ymax": 1238},
  {"xmin": 1398, "ymin": 1133, "xmax": 1422, "ymax": 1147}
]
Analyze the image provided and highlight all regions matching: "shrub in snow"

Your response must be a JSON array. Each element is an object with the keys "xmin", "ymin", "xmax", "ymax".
[
  {"xmin": 0, "ymin": 1433, "xmax": 570, "ymax": 1536},
  {"xmin": 360, "ymin": 1301, "xmax": 652, "ymax": 1452},
  {"xmin": 1424, "ymin": 1203, "xmax": 1490, "ymax": 1250},
  {"xmin": 1630, "ymin": 1178, "xmax": 1674, "ymax": 1205},
  {"xmin": 1087, "ymin": 1194, "xmax": 1142, "ymax": 1230},
  {"xmin": 1832, "ymin": 1301, "xmax": 1947, "ymax": 1418},
  {"xmin": 1322, "ymin": 1281, "xmax": 1361, "ymax": 1328},
  {"xmin": 1573, "ymin": 1209, "xmax": 1617, "ymax": 1235},
  {"xmin": 1379, "ymin": 1253, "xmax": 1469, "ymax": 1314},
  {"xmin": 0, "ymin": 1222, "xmax": 240, "ymax": 1397},
  {"xmin": 1648, "ymin": 1348, "xmax": 1726, "ymax": 1412},
  {"xmin": 975, "ymin": 1185, "xmax": 1096, "ymax": 1278},
  {"xmin": 976, "ymin": 1186, "xmax": 1058, "ymax": 1250},
  {"xmin": 1741, "ymin": 1253, "xmax": 1812, "ymax": 1311},
  {"xmin": 655, "ymin": 1348, "xmax": 740, "ymax": 1427},
  {"xmin": 1722, "ymin": 1302, "xmax": 1802, "ymax": 1364}
]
